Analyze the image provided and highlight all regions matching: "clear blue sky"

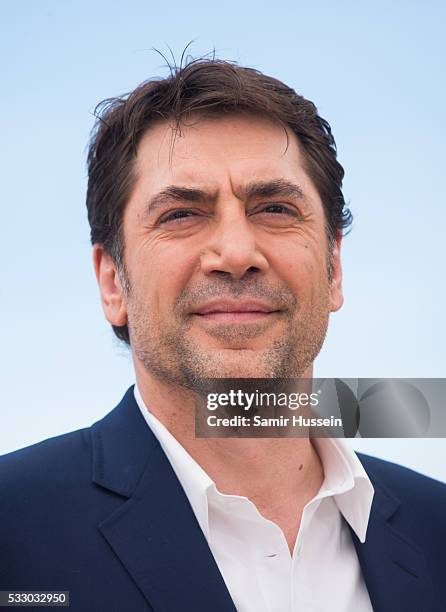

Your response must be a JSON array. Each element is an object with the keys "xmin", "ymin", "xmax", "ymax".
[{"xmin": 2, "ymin": 0, "xmax": 445, "ymax": 477}]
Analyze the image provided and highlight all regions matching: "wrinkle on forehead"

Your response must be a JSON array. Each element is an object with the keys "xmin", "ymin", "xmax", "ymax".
[
  {"xmin": 172, "ymin": 111, "xmax": 292, "ymax": 164},
  {"xmin": 137, "ymin": 113, "xmax": 294, "ymax": 171}
]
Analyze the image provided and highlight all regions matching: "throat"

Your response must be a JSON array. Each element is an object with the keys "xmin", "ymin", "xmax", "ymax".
[{"xmin": 199, "ymin": 437, "xmax": 325, "ymax": 554}]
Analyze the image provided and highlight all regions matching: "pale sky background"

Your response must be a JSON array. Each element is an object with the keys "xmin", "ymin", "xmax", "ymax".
[{"xmin": 1, "ymin": 0, "xmax": 445, "ymax": 480}]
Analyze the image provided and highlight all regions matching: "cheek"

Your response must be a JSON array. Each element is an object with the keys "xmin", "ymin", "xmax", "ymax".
[
  {"xmin": 268, "ymin": 242, "xmax": 326, "ymax": 288},
  {"xmin": 139, "ymin": 241, "xmax": 200, "ymax": 313}
]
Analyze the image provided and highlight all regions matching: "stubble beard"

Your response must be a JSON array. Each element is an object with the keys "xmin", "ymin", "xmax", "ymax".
[{"xmin": 124, "ymin": 274, "xmax": 331, "ymax": 394}]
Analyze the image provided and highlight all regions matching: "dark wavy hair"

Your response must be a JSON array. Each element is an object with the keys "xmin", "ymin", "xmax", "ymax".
[{"xmin": 86, "ymin": 57, "xmax": 352, "ymax": 345}]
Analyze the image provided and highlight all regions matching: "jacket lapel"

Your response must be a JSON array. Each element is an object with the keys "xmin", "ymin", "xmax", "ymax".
[
  {"xmin": 352, "ymin": 463, "xmax": 438, "ymax": 612},
  {"xmin": 91, "ymin": 386, "xmax": 236, "ymax": 612}
]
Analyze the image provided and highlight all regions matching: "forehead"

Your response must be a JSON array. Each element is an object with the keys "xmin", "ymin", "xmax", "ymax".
[{"xmin": 132, "ymin": 114, "xmax": 318, "ymax": 197}]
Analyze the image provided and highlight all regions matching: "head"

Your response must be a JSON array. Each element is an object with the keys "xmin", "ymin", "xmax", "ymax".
[{"xmin": 88, "ymin": 59, "xmax": 351, "ymax": 387}]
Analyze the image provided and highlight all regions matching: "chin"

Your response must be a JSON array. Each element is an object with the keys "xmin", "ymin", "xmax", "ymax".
[{"xmin": 199, "ymin": 349, "xmax": 279, "ymax": 379}]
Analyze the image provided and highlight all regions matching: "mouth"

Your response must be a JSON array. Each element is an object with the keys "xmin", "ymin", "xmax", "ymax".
[{"xmin": 191, "ymin": 299, "xmax": 282, "ymax": 325}]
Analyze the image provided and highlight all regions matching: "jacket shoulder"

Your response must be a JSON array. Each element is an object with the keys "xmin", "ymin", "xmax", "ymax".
[
  {"xmin": 358, "ymin": 452, "xmax": 446, "ymax": 526},
  {"xmin": 0, "ymin": 428, "xmax": 92, "ymax": 494},
  {"xmin": 358, "ymin": 452, "xmax": 446, "ymax": 494}
]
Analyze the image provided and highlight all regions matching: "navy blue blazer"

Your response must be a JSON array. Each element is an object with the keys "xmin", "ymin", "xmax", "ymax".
[{"xmin": 1, "ymin": 385, "xmax": 445, "ymax": 611}]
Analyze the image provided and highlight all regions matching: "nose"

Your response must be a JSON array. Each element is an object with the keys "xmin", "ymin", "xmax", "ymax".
[{"xmin": 199, "ymin": 206, "xmax": 269, "ymax": 280}]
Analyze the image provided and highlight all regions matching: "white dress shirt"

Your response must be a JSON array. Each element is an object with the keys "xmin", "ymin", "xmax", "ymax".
[{"xmin": 134, "ymin": 384, "xmax": 374, "ymax": 612}]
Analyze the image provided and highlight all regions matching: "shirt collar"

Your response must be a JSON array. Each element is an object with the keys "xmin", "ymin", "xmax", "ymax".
[
  {"xmin": 134, "ymin": 384, "xmax": 374, "ymax": 544},
  {"xmin": 311, "ymin": 437, "xmax": 374, "ymax": 543}
]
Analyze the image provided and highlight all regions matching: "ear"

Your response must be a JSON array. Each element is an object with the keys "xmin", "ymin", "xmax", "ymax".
[
  {"xmin": 329, "ymin": 233, "xmax": 344, "ymax": 313},
  {"xmin": 92, "ymin": 244, "xmax": 128, "ymax": 327}
]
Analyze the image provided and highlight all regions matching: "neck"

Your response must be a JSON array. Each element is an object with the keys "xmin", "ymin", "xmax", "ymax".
[{"xmin": 134, "ymin": 359, "xmax": 324, "ymax": 552}]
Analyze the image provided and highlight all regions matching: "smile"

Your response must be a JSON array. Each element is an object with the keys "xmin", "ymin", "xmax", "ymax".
[
  {"xmin": 191, "ymin": 299, "xmax": 282, "ymax": 325},
  {"xmin": 194, "ymin": 311, "xmax": 279, "ymax": 324}
]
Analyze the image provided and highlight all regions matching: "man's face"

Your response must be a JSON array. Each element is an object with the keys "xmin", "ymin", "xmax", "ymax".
[{"xmin": 104, "ymin": 114, "xmax": 343, "ymax": 386}]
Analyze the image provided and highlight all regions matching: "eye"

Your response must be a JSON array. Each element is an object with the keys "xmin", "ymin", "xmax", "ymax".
[
  {"xmin": 262, "ymin": 204, "xmax": 291, "ymax": 214},
  {"xmin": 158, "ymin": 209, "xmax": 197, "ymax": 224},
  {"xmin": 255, "ymin": 203, "xmax": 301, "ymax": 217}
]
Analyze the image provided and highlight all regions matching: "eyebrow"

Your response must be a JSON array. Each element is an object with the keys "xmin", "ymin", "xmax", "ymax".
[
  {"xmin": 240, "ymin": 179, "xmax": 306, "ymax": 202},
  {"xmin": 141, "ymin": 178, "xmax": 308, "ymax": 220}
]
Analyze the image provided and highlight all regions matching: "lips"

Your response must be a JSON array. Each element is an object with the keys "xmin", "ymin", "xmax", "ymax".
[
  {"xmin": 191, "ymin": 299, "xmax": 281, "ymax": 323},
  {"xmin": 192, "ymin": 299, "xmax": 278, "ymax": 315}
]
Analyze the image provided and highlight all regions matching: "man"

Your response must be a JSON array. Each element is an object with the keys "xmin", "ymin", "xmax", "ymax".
[{"xmin": 1, "ymin": 59, "xmax": 445, "ymax": 611}]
